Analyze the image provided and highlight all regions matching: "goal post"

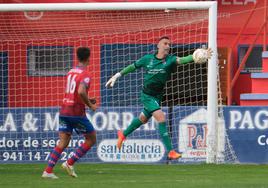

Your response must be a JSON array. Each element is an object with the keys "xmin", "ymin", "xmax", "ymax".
[
  {"xmin": 0, "ymin": 2, "xmax": 235, "ymax": 164},
  {"xmin": 207, "ymin": 2, "xmax": 218, "ymax": 163}
]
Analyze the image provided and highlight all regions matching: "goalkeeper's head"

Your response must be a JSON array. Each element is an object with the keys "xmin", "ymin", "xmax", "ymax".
[
  {"xmin": 77, "ymin": 47, "xmax": 91, "ymax": 65},
  {"xmin": 157, "ymin": 36, "xmax": 171, "ymax": 57}
]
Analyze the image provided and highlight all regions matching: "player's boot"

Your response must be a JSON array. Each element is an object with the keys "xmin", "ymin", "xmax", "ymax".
[
  {"xmin": 41, "ymin": 171, "xmax": 59, "ymax": 179},
  {"xmin": 61, "ymin": 161, "xmax": 78, "ymax": 178},
  {"xmin": 117, "ymin": 130, "xmax": 126, "ymax": 150},
  {"xmin": 168, "ymin": 150, "xmax": 182, "ymax": 160}
]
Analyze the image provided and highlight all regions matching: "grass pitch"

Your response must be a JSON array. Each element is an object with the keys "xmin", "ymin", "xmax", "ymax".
[{"xmin": 0, "ymin": 163, "xmax": 268, "ymax": 188}]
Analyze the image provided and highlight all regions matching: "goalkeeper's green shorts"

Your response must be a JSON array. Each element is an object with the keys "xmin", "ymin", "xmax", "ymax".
[{"xmin": 140, "ymin": 92, "xmax": 162, "ymax": 119}]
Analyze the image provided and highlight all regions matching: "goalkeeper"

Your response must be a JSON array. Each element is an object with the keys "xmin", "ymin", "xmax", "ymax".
[{"xmin": 106, "ymin": 36, "xmax": 212, "ymax": 160}]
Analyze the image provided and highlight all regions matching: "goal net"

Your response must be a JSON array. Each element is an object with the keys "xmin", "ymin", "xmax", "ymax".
[{"xmin": 0, "ymin": 2, "xmax": 236, "ymax": 163}]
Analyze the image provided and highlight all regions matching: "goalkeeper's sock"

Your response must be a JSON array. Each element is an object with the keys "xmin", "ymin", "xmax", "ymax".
[
  {"xmin": 123, "ymin": 118, "xmax": 143, "ymax": 137},
  {"xmin": 158, "ymin": 122, "xmax": 172, "ymax": 152},
  {"xmin": 67, "ymin": 142, "xmax": 91, "ymax": 165},
  {"xmin": 45, "ymin": 146, "xmax": 63, "ymax": 173}
]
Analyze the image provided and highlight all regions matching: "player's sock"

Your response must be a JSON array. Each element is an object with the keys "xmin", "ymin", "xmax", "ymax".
[
  {"xmin": 45, "ymin": 146, "xmax": 63, "ymax": 173},
  {"xmin": 123, "ymin": 118, "xmax": 143, "ymax": 137},
  {"xmin": 67, "ymin": 142, "xmax": 91, "ymax": 165},
  {"xmin": 158, "ymin": 122, "xmax": 172, "ymax": 152}
]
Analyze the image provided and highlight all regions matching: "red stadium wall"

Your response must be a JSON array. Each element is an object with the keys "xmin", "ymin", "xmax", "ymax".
[
  {"xmin": 0, "ymin": 0, "xmax": 264, "ymax": 106},
  {"xmin": 0, "ymin": 40, "xmax": 101, "ymax": 107}
]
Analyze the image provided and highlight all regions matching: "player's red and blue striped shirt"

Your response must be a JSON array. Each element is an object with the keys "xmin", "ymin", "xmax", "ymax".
[{"xmin": 60, "ymin": 66, "xmax": 91, "ymax": 117}]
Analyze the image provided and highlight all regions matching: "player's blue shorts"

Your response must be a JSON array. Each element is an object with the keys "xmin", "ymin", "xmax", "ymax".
[{"xmin": 59, "ymin": 115, "xmax": 95, "ymax": 135}]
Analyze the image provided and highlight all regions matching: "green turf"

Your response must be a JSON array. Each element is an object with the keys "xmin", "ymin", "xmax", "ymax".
[{"xmin": 0, "ymin": 163, "xmax": 268, "ymax": 188}]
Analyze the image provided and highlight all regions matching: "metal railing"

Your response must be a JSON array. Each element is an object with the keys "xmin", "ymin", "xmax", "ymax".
[{"xmin": 227, "ymin": 1, "xmax": 268, "ymax": 105}]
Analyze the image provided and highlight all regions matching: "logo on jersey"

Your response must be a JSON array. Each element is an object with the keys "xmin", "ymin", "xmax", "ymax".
[
  {"xmin": 84, "ymin": 77, "xmax": 90, "ymax": 84},
  {"xmin": 147, "ymin": 69, "xmax": 166, "ymax": 74},
  {"xmin": 147, "ymin": 59, "xmax": 154, "ymax": 69}
]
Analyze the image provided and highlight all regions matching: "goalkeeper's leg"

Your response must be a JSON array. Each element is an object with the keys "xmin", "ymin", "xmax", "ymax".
[
  {"xmin": 152, "ymin": 110, "xmax": 181, "ymax": 160},
  {"xmin": 117, "ymin": 112, "xmax": 150, "ymax": 149}
]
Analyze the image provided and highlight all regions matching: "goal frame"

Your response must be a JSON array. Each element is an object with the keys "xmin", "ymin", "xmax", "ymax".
[{"xmin": 0, "ymin": 1, "xmax": 218, "ymax": 163}]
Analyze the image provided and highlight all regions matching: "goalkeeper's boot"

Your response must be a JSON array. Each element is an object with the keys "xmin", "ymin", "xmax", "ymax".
[
  {"xmin": 41, "ymin": 171, "xmax": 59, "ymax": 179},
  {"xmin": 168, "ymin": 150, "xmax": 182, "ymax": 160},
  {"xmin": 117, "ymin": 130, "xmax": 126, "ymax": 150},
  {"xmin": 61, "ymin": 161, "xmax": 78, "ymax": 178}
]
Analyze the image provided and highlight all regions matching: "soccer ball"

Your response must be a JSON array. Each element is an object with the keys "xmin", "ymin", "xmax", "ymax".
[{"xmin": 193, "ymin": 48, "xmax": 208, "ymax": 64}]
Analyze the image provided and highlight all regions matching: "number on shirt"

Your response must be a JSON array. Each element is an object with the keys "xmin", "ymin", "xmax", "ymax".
[{"xmin": 66, "ymin": 74, "xmax": 77, "ymax": 94}]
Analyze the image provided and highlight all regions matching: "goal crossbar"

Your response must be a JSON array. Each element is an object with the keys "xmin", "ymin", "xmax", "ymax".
[{"xmin": 0, "ymin": 2, "xmax": 216, "ymax": 11}]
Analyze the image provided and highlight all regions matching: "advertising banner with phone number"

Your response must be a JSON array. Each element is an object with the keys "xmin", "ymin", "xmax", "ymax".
[{"xmin": 0, "ymin": 106, "xmax": 268, "ymax": 164}]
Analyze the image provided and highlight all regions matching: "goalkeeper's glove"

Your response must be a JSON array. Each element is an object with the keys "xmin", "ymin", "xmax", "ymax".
[
  {"xmin": 105, "ymin": 72, "xmax": 121, "ymax": 87},
  {"xmin": 193, "ymin": 48, "xmax": 213, "ymax": 64}
]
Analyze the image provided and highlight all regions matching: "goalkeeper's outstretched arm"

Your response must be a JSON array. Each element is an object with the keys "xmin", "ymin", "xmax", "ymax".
[
  {"xmin": 176, "ymin": 48, "xmax": 213, "ymax": 65},
  {"xmin": 176, "ymin": 55, "xmax": 194, "ymax": 64},
  {"xmin": 105, "ymin": 64, "xmax": 136, "ymax": 88}
]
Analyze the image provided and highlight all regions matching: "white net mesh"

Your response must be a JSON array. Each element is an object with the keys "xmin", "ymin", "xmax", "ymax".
[{"xmin": 0, "ymin": 8, "xmax": 236, "ymax": 163}]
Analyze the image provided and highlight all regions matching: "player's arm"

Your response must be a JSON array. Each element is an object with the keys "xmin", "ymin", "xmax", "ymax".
[
  {"xmin": 78, "ymin": 83, "xmax": 97, "ymax": 111},
  {"xmin": 105, "ymin": 55, "xmax": 147, "ymax": 88},
  {"xmin": 176, "ymin": 55, "xmax": 194, "ymax": 65},
  {"xmin": 176, "ymin": 48, "xmax": 213, "ymax": 65},
  {"xmin": 105, "ymin": 64, "xmax": 136, "ymax": 88}
]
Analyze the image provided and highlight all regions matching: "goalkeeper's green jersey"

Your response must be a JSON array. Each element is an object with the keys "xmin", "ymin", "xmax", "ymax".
[{"xmin": 134, "ymin": 54, "xmax": 177, "ymax": 97}]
